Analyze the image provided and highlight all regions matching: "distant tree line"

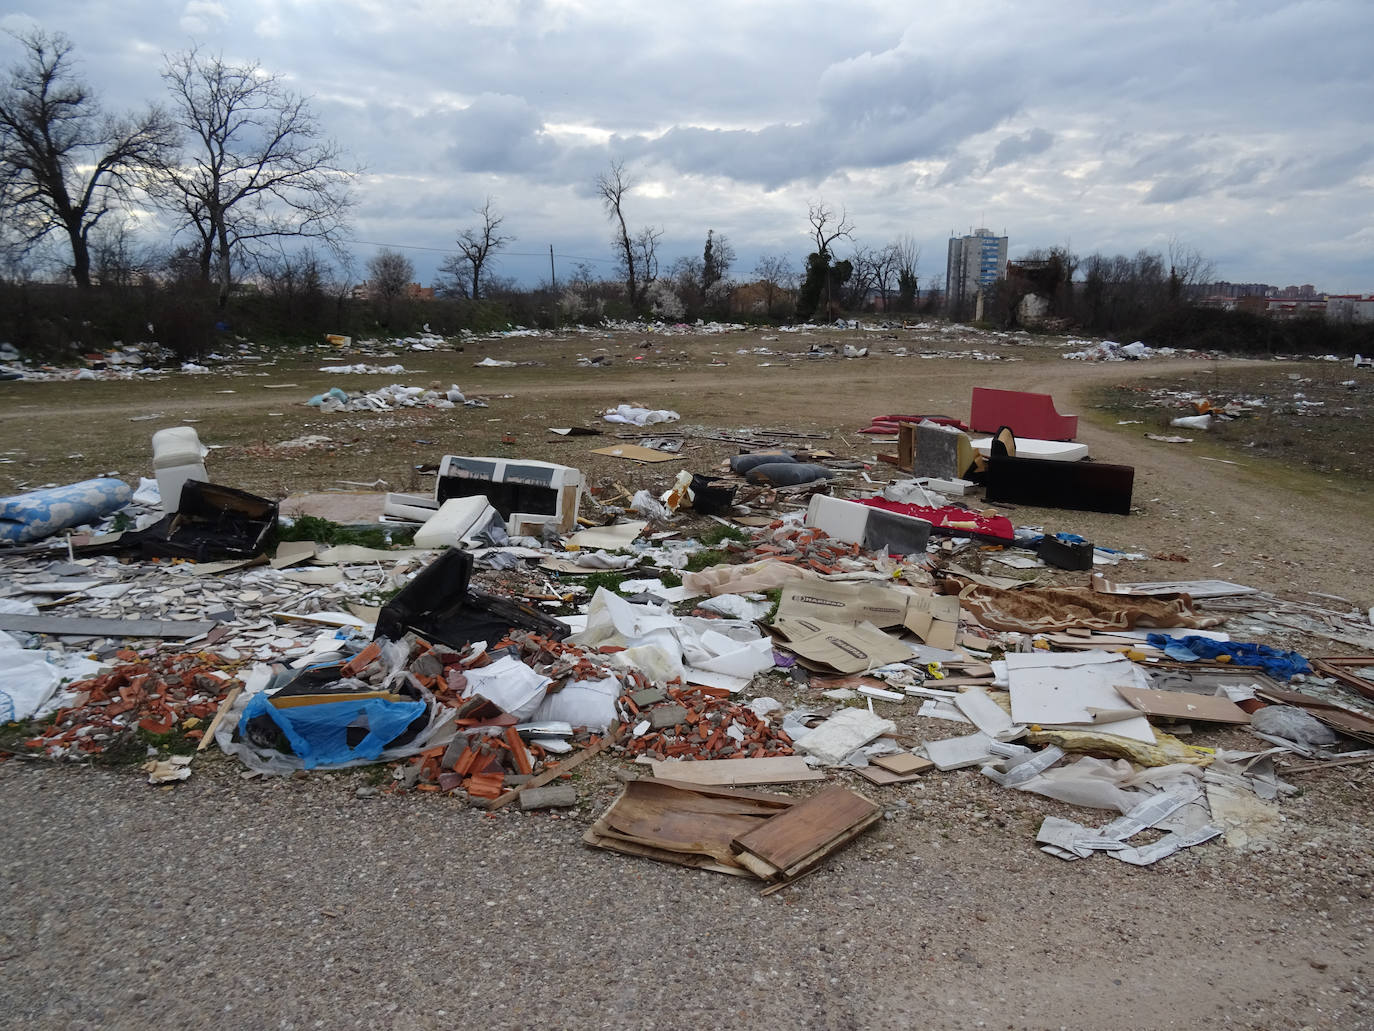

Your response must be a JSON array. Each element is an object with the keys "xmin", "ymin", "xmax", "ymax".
[
  {"xmin": 980, "ymin": 242, "xmax": 1370, "ymax": 355},
  {"xmin": 0, "ymin": 29, "xmax": 1362, "ymax": 357}
]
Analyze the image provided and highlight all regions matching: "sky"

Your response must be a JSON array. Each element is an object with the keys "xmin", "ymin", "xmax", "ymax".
[{"xmin": 4, "ymin": 0, "xmax": 1373, "ymax": 294}]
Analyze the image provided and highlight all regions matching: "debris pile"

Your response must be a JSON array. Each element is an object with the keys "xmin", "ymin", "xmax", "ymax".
[
  {"xmin": 22, "ymin": 650, "xmax": 237, "ymax": 758},
  {"xmin": 621, "ymin": 685, "xmax": 794, "ymax": 761},
  {"xmin": 2, "ymin": 366, "xmax": 1373, "ymax": 896}
]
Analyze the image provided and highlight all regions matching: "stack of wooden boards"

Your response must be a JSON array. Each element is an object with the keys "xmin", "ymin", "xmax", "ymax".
[{"xmin": 585, "ymin": 779, "xmax": 880, "ymax": 890}]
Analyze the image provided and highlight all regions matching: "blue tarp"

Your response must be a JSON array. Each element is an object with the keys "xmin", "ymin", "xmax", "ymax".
[{"xmin": 1146, "ymin": 634, "xmax": 1312, "ymax": 681}]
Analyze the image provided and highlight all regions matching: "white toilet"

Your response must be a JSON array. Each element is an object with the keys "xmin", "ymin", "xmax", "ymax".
[{"xmin": 151, "ymin": 426, "xmax": 209, "ymax": 511}]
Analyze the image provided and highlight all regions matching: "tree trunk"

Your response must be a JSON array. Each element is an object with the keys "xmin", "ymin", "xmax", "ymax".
[
  {"xmin": 215, "ymin": 224, "xmax": 232, "ymax": 309},
  {"xmin": 65, "ymin": 217, "xmax": 92, "ymax": 289}
]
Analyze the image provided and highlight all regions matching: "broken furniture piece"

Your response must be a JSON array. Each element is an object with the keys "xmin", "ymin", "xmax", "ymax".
[
  {"xmin": 969, "ymin": 387, "xmax": 1078, "ymax": 440},
  {"xmin": 971, "ymin": 436, "xmax": 1089, "ymax": 462},
  {"xmin": 898, "ymin": 421, "xmax": 977, "ymax": 479},
  {"xmin": 984, "ymin": 456, "xmax": 1134, "ymax": 515},
  {"xmin": 126, "ymin": 481, "xmax": 277, "ymax": 561},
  {"xmin": 805, "ymin": 494, "xmax": 932, "ymax": 555},
  {"xmin": 435, "ymin": 455, "xmax": 583, "ymax": 536},
  {"xmin": 374, "ymin": 547, "xmax": 569, "ymax": 649}
]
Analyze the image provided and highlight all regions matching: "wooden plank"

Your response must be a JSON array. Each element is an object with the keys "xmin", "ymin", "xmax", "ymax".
[
  {"xmin": 646, "ymin": 756, "xmax": 825, "ymax": 786},
  {"xmin": 854, "ymin": 765, "xmax": 928, "ymax": 786},
  {"xmin": 196, "ymin": 685, "xmax": 242, "ymax": 752},
  {"xmin": 485, "ymin": 725, "xmax": 625, "ymax": 810},
  {"xmin": 1282, "ymin": 754, "xmax": 1374, "ymax": 775},
  {"xmin": 1311, "ymin": 657, "xmax": 1374, "ymax": 701},
  {"xmin": 0, "ymin": 614, "xmax": 217, "ymax": 638},
  {"xmin": 771, "ymin": 809, "xmax": 882, "ymax": 878},
  {"xmin": 897, "ymin": 424, "xmax": 915, "ymax": 472},
  {"xmin": 583, "ymin": 778, "xmax": 795, "ymax": 875},
  {"xmin": 872, "ymin": 752, "xmax": 934, "ymax": 775},
  {"xmin": 731, "ymin": 785, "xmax": 878, "ymax": 875}
]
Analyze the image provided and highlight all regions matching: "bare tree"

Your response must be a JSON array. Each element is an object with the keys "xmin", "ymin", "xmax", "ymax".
[
  {"xmin": 366, "ymin": 248, "xmax": 413, "ymax": 325},
  {"xmin": 701, "ymin": 229, "xmax": 736, "ymax": 290},
  {"xmin": 807, "ymin": 202, "xmax": 855, "ymax": 259},
  {"xmin": 843, "ymin": 245, "xmax": 885, "ymax": 311},
  {"xmin": 634, "ymin": 225, "xmax": 662, "ymax": 290},
  {"xmin": 892, "ymin": 234, "xmax": 920, "ymax": 311},
  {"xmin": 753, "ymin": 254, "xmax": 794, "ymax": 316},
  {"xmin": 159, "ymin": 46, "xmax": 356, "ymax": 308},
  {"xmin": 805, "ymin": 202, "xmax": 855, "ymax": 314},
  {"xmin": 1167, "ymin": 236, "xmax": 1214, "ymax": 302},
  {"xmin": 90, "ymin": 215, "xmax": 154, "ymax": 288},
  {"xmin": 0, "ymin": 30, "xmax": 175, "ymax": 288},
  {"xmin": 450, "ymin": 197, "xmax": 511, "ymax": 300},
  {"xmin": 596, "ymin": 160, "xmax": 661, "ymax": 311}
]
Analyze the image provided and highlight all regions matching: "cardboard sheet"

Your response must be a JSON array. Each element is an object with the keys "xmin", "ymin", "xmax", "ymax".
[
  {"xmin": 772, "ymin": 580, "xmax": 959, "ymax": 655},
  {"xmin": 590, "ymin": 443, "xmax": 678, "ymax": 463},
  {"xmin": 766, "ymin": 615, "xmax": 913, "ymax": 674},
  {"xmin": 566, "ymin": 520, "xmax": 648, "ymax": 551}
]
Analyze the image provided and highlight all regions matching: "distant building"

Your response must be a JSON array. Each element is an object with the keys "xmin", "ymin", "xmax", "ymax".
[
  {"xmin": 1326, "ymin": 295, "xmax": 1374, "ymax": 323},
  {"xmin": 945, "ymin": 228, "xmax": 1008, "ymax": 315}
]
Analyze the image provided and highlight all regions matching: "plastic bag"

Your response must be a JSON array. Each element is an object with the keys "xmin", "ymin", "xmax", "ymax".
[
  {"xmin": 461, "ymin": 654, "xmax": 553, "ymax": 721},
  {"xmin": 1249, "ymin": 705, "xmax": 1340, "ymax": 747},
  {"xmin": 238, "ymin": 692, "xmax": 427, "ymax": 769}
]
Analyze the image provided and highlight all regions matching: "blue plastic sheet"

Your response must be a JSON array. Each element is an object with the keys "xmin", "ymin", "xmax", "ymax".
[
  {"xmin": 239, "ymin": 692, "xmax": 426, "ymax": 768},
  {"xmin": 1145, "ymin": 634, "xmax": 1311, "ymax": 680}
]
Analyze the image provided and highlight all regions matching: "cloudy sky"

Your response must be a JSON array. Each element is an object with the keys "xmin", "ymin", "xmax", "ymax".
[{"xmin": 5, "ymin": 0, "xmax": 1373, "ymax": 293}]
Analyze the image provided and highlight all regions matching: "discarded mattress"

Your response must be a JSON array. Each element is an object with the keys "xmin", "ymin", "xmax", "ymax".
[
  {"xmin": 971, "ymin": 437, "xmax": 1088, "ymax": 462},
  {"xmin": 0, "ymin": 477, "xmax": 132, "ymax": 544}
]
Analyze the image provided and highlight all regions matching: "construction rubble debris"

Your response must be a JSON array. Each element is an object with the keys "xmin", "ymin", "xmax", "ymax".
[{"xmin": 2, "ymin": 378, "xmax": 1373, "ymax": 897}]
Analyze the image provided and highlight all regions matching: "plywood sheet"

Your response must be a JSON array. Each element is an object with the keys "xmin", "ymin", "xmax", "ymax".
[
  {"xmin": 1114, "ymin": 685, "xmax": 1250, "ymax": 724},
  {"xmin": 585, "ymin": 778, "xmax": 794, "ymax": 873},
  {"xmin": 731, "ymin": 785, "xmax": 879, "ymax": 876},
  {"xmin": 646, "ymin": 756, "xmax": 825, "ymax": 786}
]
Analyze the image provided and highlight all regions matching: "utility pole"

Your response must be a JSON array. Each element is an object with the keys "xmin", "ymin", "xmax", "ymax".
[{"xmin": 549, "ymin": 245, "xmax": 558, "ymax": 332}]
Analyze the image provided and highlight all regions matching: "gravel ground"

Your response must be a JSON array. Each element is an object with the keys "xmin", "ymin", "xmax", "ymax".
[
  {"xmin": 3, "ymin": 333, "xmax": 1372, "ymax": 1029},
  {"xmin": 1, "ymin": 748, "xmax": 1369, "ymax": 1031}
]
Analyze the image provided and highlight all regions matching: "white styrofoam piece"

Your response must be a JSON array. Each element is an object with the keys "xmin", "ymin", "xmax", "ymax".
[
  {"xmin": 412, "ymin": 496, "xmax": 497, "ymax": 548},
  {"xmin": 804, "ymin": 494, "xmax": 871, "ymax": 546},
  {"xmin": 923, "ymin": 731, "xmax": 996, "ymax": 770}
]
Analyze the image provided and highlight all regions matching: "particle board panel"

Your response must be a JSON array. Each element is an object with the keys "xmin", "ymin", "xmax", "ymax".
[{"xmin": 731, "ymin": 785, "xmax": 879, "ymax": 876}]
